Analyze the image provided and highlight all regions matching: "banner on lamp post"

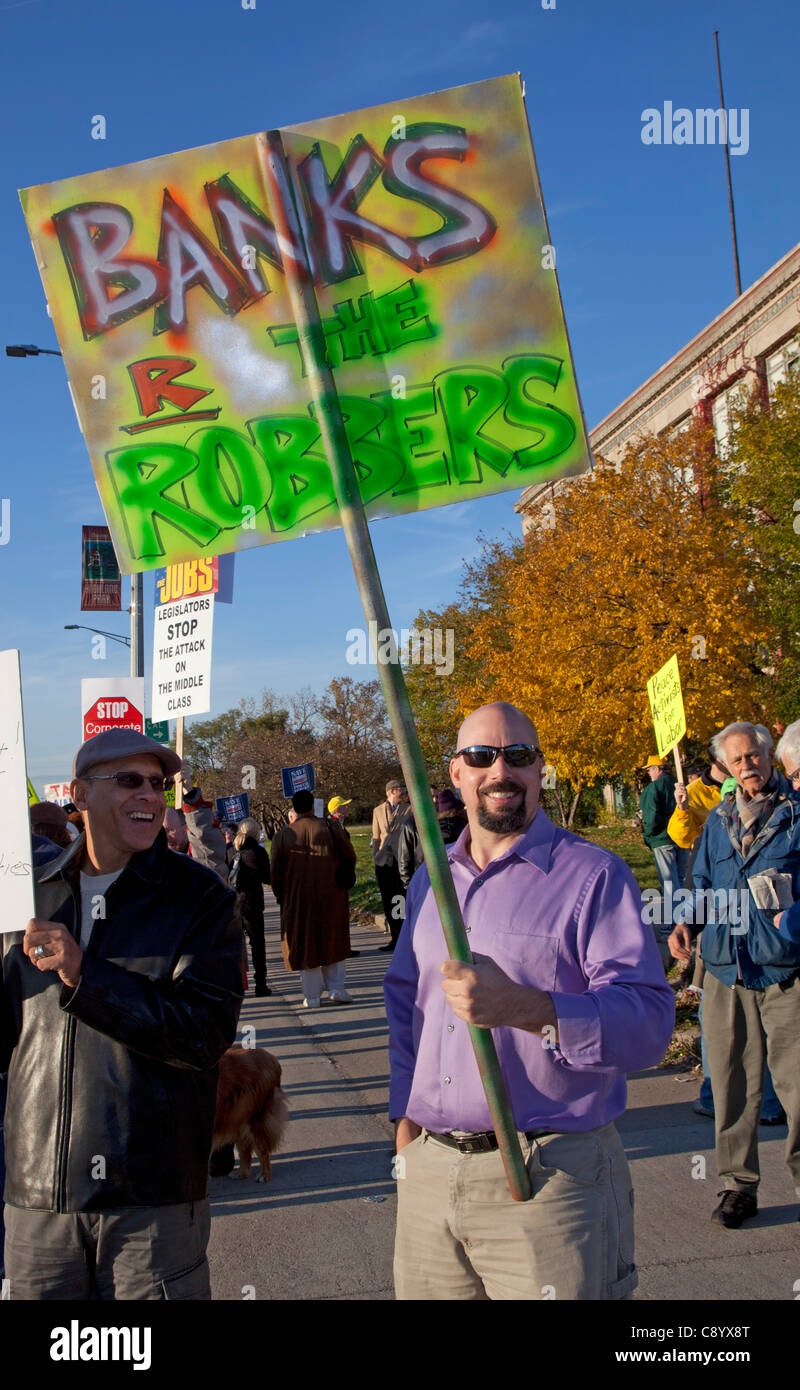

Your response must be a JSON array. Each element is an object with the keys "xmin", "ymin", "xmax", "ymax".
[{"xmin": 81, "ymin": 525, "xmax": 121, "ymax": 611}]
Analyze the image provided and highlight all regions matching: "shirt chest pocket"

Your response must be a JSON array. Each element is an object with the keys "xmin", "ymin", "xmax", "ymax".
[{"xmin": 489, "ymin": 932, "xmax": 558, "ymax": 992}]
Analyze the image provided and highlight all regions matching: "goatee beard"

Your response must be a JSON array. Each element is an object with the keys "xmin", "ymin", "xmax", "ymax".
[{"xmin": 476, "ymin": 782, "xmax": 527, "ymax": 834}]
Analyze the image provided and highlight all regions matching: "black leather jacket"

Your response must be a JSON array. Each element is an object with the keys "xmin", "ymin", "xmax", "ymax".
[{"xmin": 0, "ymin": 829, "xmax": 243, "ymax": 1212}]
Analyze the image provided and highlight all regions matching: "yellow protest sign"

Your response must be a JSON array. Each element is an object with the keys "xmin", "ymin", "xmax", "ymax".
[{"xmin": 646, "ymin": 654, "xmax": 686, "ymax": 758}]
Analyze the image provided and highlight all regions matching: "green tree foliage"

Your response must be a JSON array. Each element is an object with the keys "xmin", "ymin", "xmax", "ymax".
[
  {"xmin": 181, "ymin": 678, "xmax": 399, "ymax": 826},
  {"xmin": 727, "ymin": 374, "xmax": 800, "ymax": 722},
  {"xmin": 406, "ymin": 424, "xmax": 776, "ymax": 825}
]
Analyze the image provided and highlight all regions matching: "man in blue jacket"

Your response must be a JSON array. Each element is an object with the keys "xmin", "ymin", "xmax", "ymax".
[{"xmin": 669, "ymin": 721, "xmax": 800, "ymax": 1229}]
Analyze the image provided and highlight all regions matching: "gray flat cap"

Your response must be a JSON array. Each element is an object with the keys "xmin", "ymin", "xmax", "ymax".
[{"xmin": 72, "ymin": 728, "xmax": 182, "ymax": 780}]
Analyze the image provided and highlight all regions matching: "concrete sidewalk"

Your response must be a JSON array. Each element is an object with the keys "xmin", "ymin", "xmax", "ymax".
[{"xmin": 207, "ymin": 893, "xmax": 797, "ymax": 1301}]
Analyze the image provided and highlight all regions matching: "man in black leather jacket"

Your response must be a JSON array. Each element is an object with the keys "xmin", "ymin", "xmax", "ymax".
[{"xmin": 0, "ymin": 728, "xmax": 244, "ymax": 1300}]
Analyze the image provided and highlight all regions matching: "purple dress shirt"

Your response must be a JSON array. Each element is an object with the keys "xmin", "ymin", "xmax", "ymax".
[{"xmin": 384, "ymin": 809, "xmax": 675, "ymax": 1133}]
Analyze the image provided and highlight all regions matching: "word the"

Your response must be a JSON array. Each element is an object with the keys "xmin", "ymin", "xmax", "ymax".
[
  {"xmin": 50, "ymin": 1321, "xmax": 151, "ymax": 1370},
  {"xmin": 106, "ymin": 354, "xmax": 576, "ymax": 560},
  {"xmin": 269, "ymin": 278, "xmax": 435, "ymax": 372},
  {"xmin": 641, "ymin": 103, "xmax": 749, "ymax": 155},
  {"xmin": 346, "ymin": 623, "xmax": 454, "ymax": 676},
  {"xmin": 53, "ymin": 125, "xmax": 496, "ymax": 338}
]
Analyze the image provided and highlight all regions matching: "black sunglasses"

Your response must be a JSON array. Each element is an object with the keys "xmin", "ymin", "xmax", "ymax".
[
  {"xmin": 85, "ymin": 772, "xmax": 173, "ymax": 792},
  {"xmin": 453, "ymin": 744, "xmax": 542, "ymax": 769}
]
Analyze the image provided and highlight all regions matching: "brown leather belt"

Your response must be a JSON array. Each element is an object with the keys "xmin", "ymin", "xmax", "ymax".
[{"xmin": 427, "ymin": 1129, "xmax": 555, "ymax": 1155}]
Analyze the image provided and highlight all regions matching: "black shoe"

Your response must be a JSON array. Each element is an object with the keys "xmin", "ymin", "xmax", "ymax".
[
  {"xmin": 711, "ymin": 1190, "xmax": 758, "ymax": 1229},
  {"xmin": 210, "ymin": 1143, "xmax": 236, "ymax": 1177},
  {"xmin": 255, "ymin": 984, "xmax": 273, "ymax": 996},
  {"xmin": 378, "ymin": 944, "xmax": 395, "ymax": 953},
  {"xmin": 759, "ymin": 1109, "xmax": 786, "ymax": 1126}
]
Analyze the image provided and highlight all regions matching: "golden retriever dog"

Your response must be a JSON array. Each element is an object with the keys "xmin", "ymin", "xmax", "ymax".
[{"xmin": 212, "ymin": 1046, "xmax": 288, "ymax": 1181}]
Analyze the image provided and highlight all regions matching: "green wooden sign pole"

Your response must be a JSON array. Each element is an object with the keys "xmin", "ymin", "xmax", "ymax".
[{"xmin": 259, "ymin": 129, "xmax": 531, "ymax": 1202}]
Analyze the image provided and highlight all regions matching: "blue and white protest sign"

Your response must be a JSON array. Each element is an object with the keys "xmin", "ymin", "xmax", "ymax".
[
  {"xmin": 281, "ymin": 763, "xmax": 315, "ymax": 798},
  {"xmin": 215, "ymin": 792, "xmax": 249, "ymax": 823}
]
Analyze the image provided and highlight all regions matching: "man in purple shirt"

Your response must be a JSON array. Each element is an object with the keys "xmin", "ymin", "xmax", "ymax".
[{"xmin": 384, "ymin": 702, "xmax": 674, "ymax": 1300}]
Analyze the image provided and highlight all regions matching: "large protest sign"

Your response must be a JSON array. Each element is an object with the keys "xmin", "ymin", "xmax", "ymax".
[
  {"xmin": 20, "ymin": 75, "xmax": 589, "ymax": 576},
  {"xmin": 647, "ymin": 654, "xmax": 687, "ymax": 758},
  {"xmin": 0, "ymin": 651, "xmax": 36, "ymax": 932}
]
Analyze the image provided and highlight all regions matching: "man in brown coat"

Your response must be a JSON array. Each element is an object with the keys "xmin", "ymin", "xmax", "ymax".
[{"xmin": 271, "ymin": 790, "xmax": 356, "ymax": 1008}]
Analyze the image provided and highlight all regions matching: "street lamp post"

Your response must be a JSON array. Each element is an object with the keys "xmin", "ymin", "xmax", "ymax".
[{"xmin": 8, "ymin": 343, "xmax": 144, "ymax": 674}]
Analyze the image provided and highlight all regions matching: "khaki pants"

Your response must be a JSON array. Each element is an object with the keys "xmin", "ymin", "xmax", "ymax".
[
  {"xmin": 394, "ymin": 1122, "xmax": 636, "ymax": 1300},
  {"xmin": 4, "ymin": 1200, "xmax": 211, "ymax": 1300},
  {"xmin": 703, "ymin": 970, "xmax": 800, "ymax": 1194}
]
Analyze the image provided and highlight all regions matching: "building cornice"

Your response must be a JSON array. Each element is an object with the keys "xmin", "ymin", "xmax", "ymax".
[{"xmin": 589, "ymin": 241, "xmax": 800, "ymax": 453}]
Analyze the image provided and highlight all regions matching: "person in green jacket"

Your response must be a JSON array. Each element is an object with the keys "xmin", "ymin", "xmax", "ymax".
[{"xmin": 640, "ymin": 755, "xmax": 688, "ymax": 900}]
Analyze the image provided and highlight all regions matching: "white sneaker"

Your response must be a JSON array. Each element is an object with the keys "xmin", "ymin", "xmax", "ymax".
[
  {"xmin": 327, "ymin": 990, "xmax": 353, "ymax": 1004},
  {"xmin": 302, "ymin": 996, "xmax": 321, "ymax": 1008}
]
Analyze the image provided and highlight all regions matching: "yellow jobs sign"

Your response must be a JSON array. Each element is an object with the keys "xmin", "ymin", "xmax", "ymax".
[{"xmin": 647, "ymin": 655, "xmax": 686, "ymax": 758}]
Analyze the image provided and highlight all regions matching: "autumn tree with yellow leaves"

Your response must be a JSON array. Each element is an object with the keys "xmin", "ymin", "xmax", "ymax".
[{"xmin": 406, "ymin": 422, "xmax": 776, "ymax": 822}]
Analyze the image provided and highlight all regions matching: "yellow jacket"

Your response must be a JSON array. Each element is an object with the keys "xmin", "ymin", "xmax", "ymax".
[{"xmin": 667, "ymin": 775, "xmax": 721, "ymax": 849}]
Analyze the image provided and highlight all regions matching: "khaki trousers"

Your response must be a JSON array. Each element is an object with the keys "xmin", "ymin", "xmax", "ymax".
[
  {"xmin": 394, "ymin": 1122, "xmax": 636, "ymax": 1300},
  {"xmin": 703, "ymin": 970, "xmax": 800, "ymax": 1194}
]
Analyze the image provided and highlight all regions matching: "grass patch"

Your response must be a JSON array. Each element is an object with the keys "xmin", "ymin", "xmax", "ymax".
[
  {"xmin": 348, "ymin": 823, "xmax": 382, "ymax": 918},
  {"xmin": 578, "ymin": 826, "xmax": 660, "ymax": 893}
]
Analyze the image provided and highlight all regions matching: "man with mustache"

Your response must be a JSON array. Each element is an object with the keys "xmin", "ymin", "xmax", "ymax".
[
  {"xmin": 384, "ymin": 702, "xmax": 674, "ymax": 1300},
  {"xmin": 0, "ymin": 728, "xmax": 243, "ymax": 1299},
  {"xmin": 669, "ymin": 721, "xmax": 800, "ymax": 1229}
]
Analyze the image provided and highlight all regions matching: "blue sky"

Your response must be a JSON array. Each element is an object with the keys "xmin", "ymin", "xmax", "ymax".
[{"xmin": 2, "ymin": 0, "xmax": 798, "ymax": 785}]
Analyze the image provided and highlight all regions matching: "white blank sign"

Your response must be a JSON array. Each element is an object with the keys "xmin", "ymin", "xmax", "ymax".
[{"xmin": 0, "ymin": 650, "xmax": 36, "ymax": 932}]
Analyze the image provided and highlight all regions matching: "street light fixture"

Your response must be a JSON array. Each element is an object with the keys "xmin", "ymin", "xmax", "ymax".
[
  {"xmin": 6, "ymin": 343, "xmax": 63, "ymax": 357},
  {"xmin": 64, "ymin": 624, "xmax": 131, "ymax": 648}
]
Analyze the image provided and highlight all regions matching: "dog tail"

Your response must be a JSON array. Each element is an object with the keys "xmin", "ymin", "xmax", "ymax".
[{"xmin": 261, "ymin": 1087, "xmax": 289, "ymax": 1155}]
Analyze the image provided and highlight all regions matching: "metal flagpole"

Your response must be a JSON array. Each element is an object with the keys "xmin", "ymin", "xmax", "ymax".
[
  {"xmin": 175, "ymin": 716, "xmax": 185, "ymax": 810},
  {"xmin": 714, "ymin": 30, "xmax": 742, "ymax": 299},
  {"xmin": 257, "ymin": 129, "xmax": 531, "ymax": 1201}
]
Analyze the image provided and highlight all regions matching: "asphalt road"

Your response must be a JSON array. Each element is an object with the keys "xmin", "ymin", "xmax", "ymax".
[{"xmin": 207, "ymin": 892, "xmax": 798, "ymax": 1302}]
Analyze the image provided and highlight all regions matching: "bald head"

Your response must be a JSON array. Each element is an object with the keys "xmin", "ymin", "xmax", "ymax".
[
  {"xmin": 456, "ymin": 703, "xmax": 539, "ymax": 753},
  {"xmin": 164, "ymin": 807, "xmax": 189, "ymax": 852},
  {"xmin": 450, "ymin": 702, "xmax": 543, "ymax": 856}
]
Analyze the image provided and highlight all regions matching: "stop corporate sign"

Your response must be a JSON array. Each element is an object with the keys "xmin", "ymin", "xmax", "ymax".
[{"xmin": 81, "ymin": 677, "xmax": 145, "ymax": 741}]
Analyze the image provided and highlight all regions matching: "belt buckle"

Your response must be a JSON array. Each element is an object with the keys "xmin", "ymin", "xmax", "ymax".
[{"xmin": 456, "ymin": 1132, "xmax": 495, "ymax": 1155}]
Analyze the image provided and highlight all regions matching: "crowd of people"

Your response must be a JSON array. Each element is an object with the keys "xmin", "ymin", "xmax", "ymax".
[{"xmin": 1, "ymin": 705, "xmax": 798, "ymax": 1300}]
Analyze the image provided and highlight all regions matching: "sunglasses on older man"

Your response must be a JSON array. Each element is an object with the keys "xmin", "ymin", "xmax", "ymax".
[
  {"xmin": 453, "ymin": 744, "xmax": 542, "ymax": 768},
  {"xmin": 85, "ymin": 772, "xmax": 174, "ymax": 791}
]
